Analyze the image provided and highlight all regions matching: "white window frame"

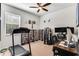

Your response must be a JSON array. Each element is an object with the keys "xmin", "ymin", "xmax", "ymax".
[{"xmin": 5, "ymin": 12, "xmax": 21, "ymax": 35}]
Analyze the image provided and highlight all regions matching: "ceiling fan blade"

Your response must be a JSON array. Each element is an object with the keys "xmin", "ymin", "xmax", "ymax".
[
  {"xmin": 42, "ymin": 3, "xmax": 51, "ymax": 7},
  {"xmin": 29, "ymin": 6, "xmax": 38, "ymax": 8},
  {"xmin": 42, "ymin": 8, "xmax": 48, "ymax": 11},
  {"xmin": 37, "ymin": 9, "xmax": 40, "ymax": 13},
  {"xmin": 37, "ymin": 3, "xmax": 41, "ymax": 7}
]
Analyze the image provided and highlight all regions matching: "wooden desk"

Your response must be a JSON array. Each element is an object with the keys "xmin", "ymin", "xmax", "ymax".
[{"xmin": 53, "ymin": 41, "xmax": 79, "ymax": 56}]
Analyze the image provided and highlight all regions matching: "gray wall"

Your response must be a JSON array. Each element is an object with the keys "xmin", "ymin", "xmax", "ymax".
[{"xmin": 0, "ymin": 4, "xmax": 40, "ymax": 50}]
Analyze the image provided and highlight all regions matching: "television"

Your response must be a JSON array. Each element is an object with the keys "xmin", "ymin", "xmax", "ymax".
[
  {"xmin": 55, "ymin": 27, "xmax": 74, "ymax": 34},
  {"xmin": 55, "ymin": 27, "xmax": 66, "ymax": 32}
]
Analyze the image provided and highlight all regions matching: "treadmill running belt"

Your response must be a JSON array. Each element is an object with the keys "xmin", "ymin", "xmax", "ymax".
[{"xmin": 9, "ymin": 45, "xmax": 31, "ymax": 56}]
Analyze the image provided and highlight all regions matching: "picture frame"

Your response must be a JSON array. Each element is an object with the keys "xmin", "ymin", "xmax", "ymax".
[
  {"xmin": 44, "ymin": 20, "xmax": 46, "ymax": 23},
  {"xmin": 48, "ymin": 19, "xmax": 50, "ymax": 22},
  {"xmin": 28, "ymin": 20, "xmax": 31, "ymax": 24},
  {"xmin": 32, "ymin": 21, "xmax": 36, "ymax": 24}
]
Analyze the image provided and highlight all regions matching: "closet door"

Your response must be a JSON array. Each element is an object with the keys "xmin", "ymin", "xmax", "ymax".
[
  {"xmin": 21, "ymin": 33, "xmax": 29, "ymax": 45},
  {"xmin": 34, "ymin": 30, "xmax": 39, "ymax": 41},
  {"xmin": 39, "ymin": 30, "xmax": 43, "ymax": 41}
]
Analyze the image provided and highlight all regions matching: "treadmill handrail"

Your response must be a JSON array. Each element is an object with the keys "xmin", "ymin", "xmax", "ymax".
[
  {"xmin": 11, "ymin": 27, "xmax": 32, "ymax": 56},
  {"xmin": 12, "ymin": 27, "xmax": 30, "ymax": 34}
]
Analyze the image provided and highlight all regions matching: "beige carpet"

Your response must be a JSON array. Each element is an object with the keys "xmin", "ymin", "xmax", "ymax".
[
  {"xmin": 23, "ymin": 40, "xmax": 53, "ymax": 56},
  {"xmin": 1, "ymin": 40, "xmax": 53, "ymax": 56}
]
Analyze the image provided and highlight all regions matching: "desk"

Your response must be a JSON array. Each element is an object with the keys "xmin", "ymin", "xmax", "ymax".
[{"xmin": 53, "ymin": 41, "xmax": 79, "ymax": 56}]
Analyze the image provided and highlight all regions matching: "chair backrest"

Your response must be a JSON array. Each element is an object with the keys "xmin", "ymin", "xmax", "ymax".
[{"xmin": 66, "ymin": 28, "xmax": 72, "ymax": 44}]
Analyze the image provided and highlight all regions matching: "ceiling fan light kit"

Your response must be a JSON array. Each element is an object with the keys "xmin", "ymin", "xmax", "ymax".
[{"xmin": 29, "ymin": 3, "xmax": 51, "ymax": 13}]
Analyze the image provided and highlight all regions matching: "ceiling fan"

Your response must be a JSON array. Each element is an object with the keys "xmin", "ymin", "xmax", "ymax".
[{"xmin": 29, "ymin": 3, "xmax": 51, "ymax": 13}]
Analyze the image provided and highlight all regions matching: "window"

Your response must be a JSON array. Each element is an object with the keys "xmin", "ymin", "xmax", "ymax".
[{"xmin": 5, "ymin": 12, "xmax": 20, "ymax": 34}]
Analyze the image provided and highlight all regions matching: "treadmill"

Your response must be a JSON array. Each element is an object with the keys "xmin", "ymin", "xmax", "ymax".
[{"xmin": 9, "ymin": 27, "xmax": 32, "ymax": 56}]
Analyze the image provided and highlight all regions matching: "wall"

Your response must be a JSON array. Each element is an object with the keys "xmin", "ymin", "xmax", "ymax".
[
  {"xmin": 0, "ymin": 4, "xmax": 40, "ymax": 50},
  {"xmin": 0, "ymin": 4, "xmax": 77, "ymax": 50},
  {"xmin": 40, "ymin": 5, "xmax": 77, "ymax": 34}
]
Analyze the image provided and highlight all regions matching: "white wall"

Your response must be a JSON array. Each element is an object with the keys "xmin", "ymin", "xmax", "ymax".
[
  {"xmin": 0, "ymin": 4, "xmax": 40, "ymax": 50},
  {"xmin": 40, "ymin": 5, "xmax": 77, "ymax": 34}
]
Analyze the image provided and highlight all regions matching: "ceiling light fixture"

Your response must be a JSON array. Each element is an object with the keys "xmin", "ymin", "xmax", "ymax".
[{"xmin": 29, "ymin": 3, "xmax": 51, "ymax": 13}]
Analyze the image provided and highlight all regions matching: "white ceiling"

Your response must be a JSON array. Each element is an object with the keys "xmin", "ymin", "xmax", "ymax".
[{"xmin": 6, "ymin": 3, "xmax": 75, "ymax": 16}]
